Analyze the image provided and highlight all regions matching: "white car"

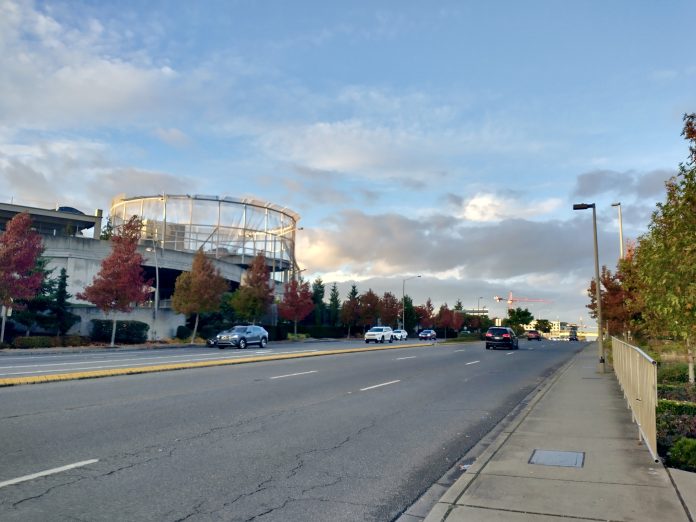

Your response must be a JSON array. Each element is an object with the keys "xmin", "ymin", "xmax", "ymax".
[
  {"xmin": 364, "ymin": 326, "xmax": 393, "ymax": 343},
  {"xmin": 392, "ymin": 329, "xmax": 407, "ymax": 341}
]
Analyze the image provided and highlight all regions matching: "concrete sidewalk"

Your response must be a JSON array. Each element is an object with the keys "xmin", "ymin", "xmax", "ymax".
[{"xmin": 423, "ymin": 345, "xmax": 693, "ymax": 522}]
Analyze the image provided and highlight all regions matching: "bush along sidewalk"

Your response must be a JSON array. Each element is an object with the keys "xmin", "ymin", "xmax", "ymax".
[{"xmin": 656, "ymin": 399, "xmax": 696, "ymax": 471}]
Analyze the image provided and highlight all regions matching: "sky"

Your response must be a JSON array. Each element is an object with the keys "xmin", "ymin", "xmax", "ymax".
[{"xmin": 1, "ymin": 0, "xmax": 695, "ymax": 326}]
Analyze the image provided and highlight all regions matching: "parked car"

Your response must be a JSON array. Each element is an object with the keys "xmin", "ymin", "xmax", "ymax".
[
  {"xmin": 568, "ymin": 332, "xmax": 579, "ymax": 341},
  {"xmin": 526, "ymin": 330, "xmax": 542, "ymax": 341},
  {"xmin": 419, "ymin": 329, "xmax": 437, "ymax": 341},
  {"xmin": 485, "ymin": 327, "xmax": 519, "ymax": 350},
  {"xmin": 364, "ymin": 326, "xmax": 394, "ymax": 343},
  {"xmin": 392, "ymin": 329, "xmax": 408, "ymax": 341},
  {"xmin": 215, "ymin": 325, "xmax": 269, "ymax": 349}
]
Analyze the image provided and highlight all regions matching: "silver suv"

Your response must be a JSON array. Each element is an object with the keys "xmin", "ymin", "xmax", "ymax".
[
  {"xmin": 216, "ymin": 325, "xmax": 269, "ymax": 349},
  {"xmin": 364, "ymin": 326, "xmax": 394, "ymax": 344}
]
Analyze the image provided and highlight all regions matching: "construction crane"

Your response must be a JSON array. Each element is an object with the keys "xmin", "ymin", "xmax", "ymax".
[{"xmin": 494, "ymin": 291, "xmax": 552, "ymax": 310}]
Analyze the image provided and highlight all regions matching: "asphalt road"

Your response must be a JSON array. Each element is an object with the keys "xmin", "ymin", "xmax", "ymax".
[{"xmin": 0, "ymin": 339, "xmax": 582, "ymax": 521}]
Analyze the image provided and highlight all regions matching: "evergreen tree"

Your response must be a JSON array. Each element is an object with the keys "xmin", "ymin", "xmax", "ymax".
[
  {"xmin": 328, "ymin": 283, "xmax": 340, "ymax": 327},
  {"xmin": 311, "ymin": 277, "xmax": 326, "ymax": 325},
  {"xmin": 340, "ymin": 284, "xmax": 360, "ymax": 337},
  {"xmin": 53, "ymin": 268, "xmax": 80, "ymax": 335}
]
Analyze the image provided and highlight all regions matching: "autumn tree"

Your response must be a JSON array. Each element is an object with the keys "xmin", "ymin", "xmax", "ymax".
[
  {"xmin": 435, "ymin": 303, "xmax": 453, "ymax": 339},
  {"xmin": 77, "ymin": 216, "xmax": 150, "ymax": 346},
  {"xmin": 328, "ymin": 283, "xmax": 340, "ymax": 327},
  {"xmin": 172, "ymin": 249, "xmax": 229, "ymax": 343},
  {"xmin": 340, "ymin": 284, "xmax": 360, "ymax": 337},
  {"xmin": 227, "ymin": 253, "xmax": 274, "ymax": 324},
  {"xmin": 279, "ymin": 279, "xmax": 315, "ymax": 334},
  {"xmin": 357, "ymin": 289, "xmax": 381, "ymax": 331},
  {"xmin": 586, "ymin": 265, "xmax": 631, "ymax": 337},
  {"xmin": 633, "ymin": 113, "xmax": 696, "ymax": 383},
  {"xmin": 380, "ymin": 291, "xmax": 400, "ymax": 327},
  {"xmin": 0, "ymin": 213, "xmax": 45, "ymax": 342},
  {"xmin": 415, "ymin": 298, "xmax": 435, "ymax": 328},
  {"xmin": 451, "ymin": 310, "xmax": 465, "ymax": 333}
]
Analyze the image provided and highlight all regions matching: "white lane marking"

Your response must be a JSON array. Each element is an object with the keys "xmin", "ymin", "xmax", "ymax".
[
  {"xmin": 0, "ymin": 459, "xmax": 99, "ymax": 489},
  {"xmin": 506, "ymin": 352, "xmax": 515, "ymax": 355},
  {"xmin": 454, "ymin": 349, "xmax": 467, "ymax": 352},
  {"xmin": 465, "ymin": 360, "xmax": 480, "ymax": 365},
  {"xmin": 360, "ymin": 380, "xmax": 400, "ymax": 391},
  {"xmin": 396, "ymin": 356, "xmax": 416, "ymax": 360},
  {"xmin": 269, "ymin": 370, "xmax": 318, "ymax": 380}
]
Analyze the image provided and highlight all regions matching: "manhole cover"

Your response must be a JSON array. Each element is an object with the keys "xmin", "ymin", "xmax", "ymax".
[{"xmin": 529, "ymin": 449, "xmax": 585, "ymax": 468}]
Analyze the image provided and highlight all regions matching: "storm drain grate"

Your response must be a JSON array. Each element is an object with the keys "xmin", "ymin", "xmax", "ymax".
[{"xmin": 529, "ymin": 449, "xmax": 585, "ymax": 468}]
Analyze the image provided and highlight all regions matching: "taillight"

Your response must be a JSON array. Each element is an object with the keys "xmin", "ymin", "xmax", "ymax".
[
  {"xmin": 485, "ymin": 333, "xmax": 492, "ymax": 337},
  {"xmin": 502, "ymin": 333, "xmax": 510, "ymax": 338}
]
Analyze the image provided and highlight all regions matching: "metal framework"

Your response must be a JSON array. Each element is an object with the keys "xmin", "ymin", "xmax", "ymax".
[{"xmin": 110, "ymin": 194, "xmax": 301, "ymax": 281}]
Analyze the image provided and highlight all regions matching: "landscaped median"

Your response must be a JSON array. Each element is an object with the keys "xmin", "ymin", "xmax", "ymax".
[{"xmin": 0, "ymin": 341, "xmax": 437, "ymax": 387}]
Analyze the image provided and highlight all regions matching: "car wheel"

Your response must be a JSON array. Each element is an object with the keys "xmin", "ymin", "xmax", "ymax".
[
  {"xmin": 379, "ymin": 336, "xmax": 384, "ymax": 343},
  {"xmin": 389, "ymin": 336, "xmax": 393, "ymax": 343},
  {"xmin": 365, "ymin": 339, "xmax": 369, "ymax": 344},
  {"xmin": 239, "ymin": 338, "xmax": 247, "ymax": 349},
  {"xmin": 486, "ymin": 344, "xmax": 490, "ymax": 350},
  {"xmin": 260, "ymin": 337, "xmax": 267, "ymax": 348}
]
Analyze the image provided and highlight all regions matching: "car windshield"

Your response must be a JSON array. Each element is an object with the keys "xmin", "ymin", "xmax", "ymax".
[
  {"xmin": 369, "ymin": 327, "xmax": 383, "ymax": 332},
  {"xmin": 231, "ymin": 326, "xmax": 248, "ymax": 333},
  {"xmin": 489, "ymin": 328, "xmax": 508, "ymax": 335}
]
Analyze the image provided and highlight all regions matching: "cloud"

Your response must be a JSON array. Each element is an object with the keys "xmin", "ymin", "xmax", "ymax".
[
  {"xmin": 572, "ymin": 169, "xmax": 674, "ymax": 198},
  {"xmin": 154, "ymin": 128, "xmax": 191, "ymax": 147},
  {"xmin": 0, "ymin": 0, "xmax": 177, "ymax": 129},
  {"xmin": 455, "ymin": 193, "xmax": 563, "ymax": 222}
]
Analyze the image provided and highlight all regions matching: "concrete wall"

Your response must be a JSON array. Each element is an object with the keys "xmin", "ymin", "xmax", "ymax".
[{"xmin": 71, "ymin": 306, "xmax": 186, "ymax": 340}]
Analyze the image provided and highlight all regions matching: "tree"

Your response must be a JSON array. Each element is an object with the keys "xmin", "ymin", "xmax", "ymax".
[
  {"xmin": 340, "ymin": 284, "xmax": 360, "ymax": 337},
  {"xmin": 435, "ymin": 303, "xmax": 453, "ymax": 339},
  {"xmin": 633, "ymin": 113, "xmax": 696, "ymax": 383},
  {"xmin": 535, "ymin": 319, "xmax": 552, "ymax": 333},
  {"xmin": 0, "ymin": 213, "xmax": 45, "ymax": 342},
  {"xmin": 328, "ymin": 283, "xmax": 340, "ymax": 327},
  {"xmin": 451, "ymin": 310, "xmax": 465, "ymax": 333},
  {"xmin": 279, "ymin": 279, "xmax": 315, "ymax": 334},
  {"xmin": 77, "ymin": 216, "xmax": 151, "ymax": 346},
  {"xmin": 53, "ymin": 268, "xmax": 80, "ymax": 335},
  {"xmin": 358, "ymin": 289, "xmax": 381, "ymax": 331},
  {"xmin": 402, "ymin": 295, "xmax": 417, "ymax": 333},
  {"xmin": 504, "ymin": 307, "xmax": 534, "ymax": 335},
  {"xmin": 586, "ymin": 265, "xmax": 632, "ymax": 337},
  {"xmin": 172, "ymin": 249, "xmax": 229, "ymax": 343},
  {"xmin": 415, "ymin": 298, "xmax": 435, "ymax": 328},
  {"xmin": 454, "ymin": 299, "xmax": 463, "ymax": 312},
  {"xmin": 380, "ymin": 292, "xmax": 400, "ymax": 327},
  {"xmin": 311, "ymin": 277, "xmax": 326, "ymax": 325},
  {"xmin": 99, "ymin": 216, "xmax": 114, "ymax": 240},
  {"xmin": 227, "ymin": 253, "xmax": 274, "ymax": 324},
  {"xmin": 13, "ymin": 257, "xmax": 56, "ymax": 336}
]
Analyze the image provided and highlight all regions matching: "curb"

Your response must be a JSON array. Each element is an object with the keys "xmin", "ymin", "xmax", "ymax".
[{"xmin": 0, "ymin": 341, "xmax": 438, "ymax": 387}]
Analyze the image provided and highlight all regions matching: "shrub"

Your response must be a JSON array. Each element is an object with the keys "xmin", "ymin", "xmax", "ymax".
[
  {"xmin": 657, "ymin": 400, "xmax": 696, "ymax": 455},
  {"xmin": 61, "ymin": 335, "xmax": 91, "ymax": 347},
  {"xmin": 199, "ymin": 325, "xmax": 218, "ymax": 340},
  {"xmin": 13, "ymin": 336, "xmax": 61, "ymax": 348},
  {"xmin": 658, "ymin": 384, "xmax": 696, "ymax": 402},
  {"xmin": 667, "ymin": 437, "xmax": 696, "ymax": 472},
  {"xmin": 658, "ymin": 399, "xmax": 696, "ymax": 416},
  {"xmin": 90, "ymin": 320, "xmax": 150, "ymax": 344},
  {"xmin": 287, "ymin": 333, "xmax": 309, "ymax": 341},
  {"xmin": 658, "ymin": 363, "xmax": 689, "ymax": 384},
  {"xmin": 176, "ymin": 325, "xmax": 192, "ymax": 340}
]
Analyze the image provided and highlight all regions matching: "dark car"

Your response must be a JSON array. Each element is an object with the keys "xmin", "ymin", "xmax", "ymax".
[
  {"xmin": 485, "ymin": 327, "xmax": 519, "ymax": 350},
  {"xmin": 215, "ymin": 325, "xmax": 269, "ymax": 349},
  {"xmin": 568, "ymin": 332, "xmax": 579, "ymax": 341},
  {"xmin": 419, "ymin": 329, "xmax": 437, "ymax": 341},
  {"xmin": 526, "ymin": 330, "xmax": 542, "ymax": 341}
]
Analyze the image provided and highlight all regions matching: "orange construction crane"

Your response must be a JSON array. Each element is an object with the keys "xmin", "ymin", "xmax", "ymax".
[{"xmin": 494, "ymin": 291, "xmax": 552, "ymax": 310}]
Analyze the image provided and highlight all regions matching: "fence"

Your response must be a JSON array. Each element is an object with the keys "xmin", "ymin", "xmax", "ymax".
[{"xmin": 611, "ymin": 337, "xmax": 658, "ymax": 460}]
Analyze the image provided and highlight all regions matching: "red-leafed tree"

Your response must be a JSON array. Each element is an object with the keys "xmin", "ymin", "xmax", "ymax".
[
  {"xmin": 340, "ymin": 284, "xmax": 360, "ymax": 338},
  {"xmin": 358, "ymin": 289, "xmax": 381, "ymax": 331},
  {"xmin": 451, "ymin": 310, "xmax": 465, "ymax": 333},
  {"xmin": 435, "ymin": 303, "xmax": 453, "ymax": 339},
  {"xmin": 415, "ymin": 298, "xmax": 435, "ymax": 328},
  {"xmin": 278, "ymin": 279, "xmax": 314, "ymax": 334},
  {"xmin": 172, "ymin": 249, "xmax": 229, "ymax": 343},
  {"xmin": 0, "ymin": 213, "xmax": 44, "ymax": 342},
  {"xmin": 380, "ymin": 291, "xmax": 400, "ymax": 327},
  {"xmin": 77, "ymin": 216, "xmax": 151, "ymax": 346}
]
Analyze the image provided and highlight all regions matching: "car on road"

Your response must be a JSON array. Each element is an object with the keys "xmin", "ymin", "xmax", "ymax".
[
  {"xmin": 215, "ymin": 325, "xmax": 269, "ymax": 349},
  {"xmin": 392, "ymin": 329, "xmax": 408, "ymax": 341},
  {"xmin": 526, "ymin": 330, "xmax": 542, "ymax": 341},
  {"xmin": 418, "ymin": 329, "xmax": 437, "ymax": 341},
  {"xmin": 485, "ymin": 327, "xmax": 519, "ymax": 350},
  {"xmin": 568, "ymin": 332, "xmax": 579, "ymax": 341},
  {"xmin": 365, "ymin": 326, "xmax": 394, "ymax": 343}
]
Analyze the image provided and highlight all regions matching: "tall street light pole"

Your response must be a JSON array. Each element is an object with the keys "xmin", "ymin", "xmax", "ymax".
[
  {"xmin": 611, "ymin": 202, "xmax": 624, "ymax": 260},
  {"xmin": 573, "ymin": 203, "xmax": 605, "ymax": 373},
  {"xmin": 402, "ymin": 275, "xmax": 421, "ymax": 330},
  {"xmin": 146, "ymin": 241, "xmax": 160, "ymax": 341}
]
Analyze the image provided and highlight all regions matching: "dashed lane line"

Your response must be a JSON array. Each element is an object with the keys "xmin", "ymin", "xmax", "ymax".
[
  {"xmin": 465, "ymin": 360, "xmax": 480, "ymax": 365},
  {"xmin": 269, "ymin": 370, "xmax": 318, "ymax": 380},
  {"xmin": 0, "ymin": 459, "xmax": 99, "ymax": 489},
  {"xmin": 360, "ymin": 380, "xmax": 401, "ymax": 391},
  {"xmin": 396, "ymin": 356, "xmax": 416, "ymax": 360}
]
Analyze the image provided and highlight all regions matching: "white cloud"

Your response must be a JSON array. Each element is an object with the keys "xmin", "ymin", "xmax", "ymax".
[
  {"xmin": 458, "ymin": 193, "xmax": 563, "ymax": 222},
  {"xmin": 154, "ymin": 127, "xmax": 191, "ymax": 147}
]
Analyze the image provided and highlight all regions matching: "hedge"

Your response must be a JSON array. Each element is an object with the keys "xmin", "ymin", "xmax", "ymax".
[
  {"xmin": 658, "ymin": 384, "xmax": 696, "ymax": 402},
  {"xmin": 90, "ymin": 320, "xmax": 150, "ymax": 344},
  {"xmin": 667, "ymin": 437, "xmax": 696, "ymax": 472},
  {"xmin": 657, "ymin": 399, "xmax": 696, "ymax": 416},
  {"xmin": 657, "ymin": 363, "xmax": 689, "ymax": 384},
  {"xmin": 11, "ymin": 335, "xmax": 92, "ymax": 348}
]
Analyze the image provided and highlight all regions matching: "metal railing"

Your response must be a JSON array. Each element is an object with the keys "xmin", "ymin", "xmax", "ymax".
[{"xmin": 612, "ymin": 337, "xmax": 658, "ymax": 460}]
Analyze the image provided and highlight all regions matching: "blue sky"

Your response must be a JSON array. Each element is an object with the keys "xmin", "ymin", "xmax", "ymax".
[{"xmin": 1, "ymin": 0, "xmax": 694, "ymax": 325}]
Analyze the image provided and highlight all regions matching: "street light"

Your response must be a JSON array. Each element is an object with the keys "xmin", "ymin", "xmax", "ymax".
[
  {"xmin": 477, "ymin": 296, "xmax": 484, "ymax": 314},
  {"xmin": 402, "ymin": 275, "xmax": 421, "ymax": 331},
  {"xmin": 146, "ymin": 242, "xmax": 160, "ymax": 341},
  {"xmin": 611, "ymin": 202, "xmax": 624, "ymax": 260},
  {"xmin": 573, "ymin": 202, "xmax": 605, "ymax": 373}
]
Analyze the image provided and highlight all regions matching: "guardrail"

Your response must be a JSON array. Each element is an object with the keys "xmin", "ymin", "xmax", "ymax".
[{"xmin": 612, "ymin": 336, "xmax": 658, "ymax": 461}]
